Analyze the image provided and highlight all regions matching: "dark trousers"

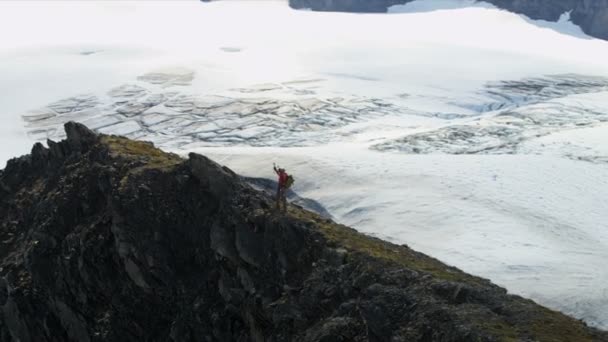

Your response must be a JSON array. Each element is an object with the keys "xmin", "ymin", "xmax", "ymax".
[{"xmin": 276, "ymin": 185, "xmax": 287, "ymax": 212}]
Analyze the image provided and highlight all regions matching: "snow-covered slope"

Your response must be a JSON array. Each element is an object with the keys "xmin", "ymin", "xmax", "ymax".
[{"xmin": 1, "ymin": 0, "xmax": 608, "ymax": 330}]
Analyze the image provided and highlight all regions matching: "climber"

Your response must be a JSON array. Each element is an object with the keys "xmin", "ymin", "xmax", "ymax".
[{"xmin": 273, "ymin": 163, "xmax": 293, "ymax": 213}]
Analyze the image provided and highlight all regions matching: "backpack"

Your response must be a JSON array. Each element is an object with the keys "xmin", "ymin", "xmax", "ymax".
[{"xmin": 285, "ymin": 174, "xmax": 294, "ymax": 189}]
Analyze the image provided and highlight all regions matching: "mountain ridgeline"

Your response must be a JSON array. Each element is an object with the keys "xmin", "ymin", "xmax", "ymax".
[
  {"xmin": 288, "ymin": 0, "xmax": 608, "ymax": 41},
  {"xmin": 0, "ymin": 122, "xmax": 607, "ymax": 341}
]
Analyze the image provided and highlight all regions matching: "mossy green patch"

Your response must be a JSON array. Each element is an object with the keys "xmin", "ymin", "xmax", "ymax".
[
  {"xmin": 527, "ymin": 306, "xmax": 596, "ymax": 342},
  {"xmin": 101, "ymin": 136, "xmax": 183, "ymax": 187}
]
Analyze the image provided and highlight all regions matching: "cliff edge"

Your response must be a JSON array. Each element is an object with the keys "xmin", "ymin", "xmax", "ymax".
[{"xmin": 0, "ymin": 122, "xmax": 606, "ymax": 341}]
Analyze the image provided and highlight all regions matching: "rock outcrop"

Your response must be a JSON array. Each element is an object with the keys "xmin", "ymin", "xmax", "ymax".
[
  {"xmin": 289, "ymin": 0, "xmax": 406, "ymax": 12},
  {"xmin": 486, "ymin": 0, "xmax": 608, "ymax": 40},
  {"xmin": 288, "ymin": 0, "xmax": 608, "ymax": 41},
  {"xmin": 568, "ymin": 0, "xmax": 608, "ymax": 40},
  {"xmin": 1, "ymin": 122, "xmax": 607, "ymax": 341}
]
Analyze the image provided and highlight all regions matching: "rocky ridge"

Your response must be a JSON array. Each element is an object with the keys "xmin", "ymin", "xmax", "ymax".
[{"xmin": 1, "ymin": 122, "xmax": 607, "ymax": 341}]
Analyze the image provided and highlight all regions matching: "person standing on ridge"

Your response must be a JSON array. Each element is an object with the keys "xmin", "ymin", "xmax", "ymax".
[{"xmin": 273, "ymin": 163, "xmax": 293, "ymax": 213}]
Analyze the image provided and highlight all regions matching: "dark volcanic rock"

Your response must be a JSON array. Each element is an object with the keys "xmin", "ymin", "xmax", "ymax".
[
  {"xmin": 288, "ymin": 0, "xmax": 608, "ymax": 40},
  {"xmin": 0, "ymin": 122, "xmax": 607, "ymax": 341}
]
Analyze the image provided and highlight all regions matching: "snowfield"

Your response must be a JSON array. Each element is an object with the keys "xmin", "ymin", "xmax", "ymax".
[{"xmin": 1, "ymin": 0, "xmax": 608, "ymax": 330}]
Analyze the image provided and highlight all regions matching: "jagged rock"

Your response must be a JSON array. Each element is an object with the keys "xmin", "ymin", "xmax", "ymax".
[
  {"xmin": 46, "ymin": 139, "xmax": 65, "ymax": 161},
  {"xmin": 64, "ymin": 121, "xmax": 98, "ymax": 154},
  {"xmin": 0, "ymin": 122, "xmax": 607, "ymax": 341},
  {"xmin": 188, "ymin": 153, "xmax": 239, "ymax": 199}
]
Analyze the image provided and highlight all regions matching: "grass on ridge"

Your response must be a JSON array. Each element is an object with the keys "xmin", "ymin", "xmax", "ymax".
[
  {"xmin": 286, "ymin": 205, "xmax": 599, "ymax": 342},
  {"xmin": 100, "ymin": 135, "xmax": 183, "ymax": 188}
]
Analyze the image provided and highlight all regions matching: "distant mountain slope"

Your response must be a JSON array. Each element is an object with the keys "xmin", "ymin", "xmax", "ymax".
[
  {"xmin": 288, "ymin": 0, "xmax": 608, "ymax": 40},
  {"xmin": 1, "ymin": 122, "xmax": 607, "ymax": 341}
]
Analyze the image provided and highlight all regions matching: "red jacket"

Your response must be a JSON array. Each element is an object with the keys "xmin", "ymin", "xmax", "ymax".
[{"xmin": 277, "ymin": 170, "xmax": 288, "ymax": 187}]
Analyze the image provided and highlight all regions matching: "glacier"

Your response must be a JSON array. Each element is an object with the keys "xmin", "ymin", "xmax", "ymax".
[{"xmin": 1, "ymin": 0, "xmax": 608, "ymax": 330}]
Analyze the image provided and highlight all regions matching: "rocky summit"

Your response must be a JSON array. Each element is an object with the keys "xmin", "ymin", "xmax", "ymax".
[{"xmin": 0, "ymin": 122, "xmax": 607, "ymax": 342}]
